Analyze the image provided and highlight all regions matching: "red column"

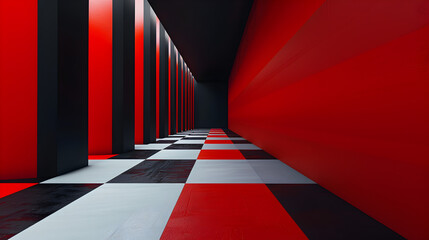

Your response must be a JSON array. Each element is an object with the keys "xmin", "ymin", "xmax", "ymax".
[
  {"xmin": 0, "ymin": 0, "xmax": 38, "ymax": 179},
  {"xmin": 135, "ymin": 0, "xmax": 144, "ymax": 144},
  {"xmin": 88, "ymin": 0, "xmax": 113, "ymax": 154}
]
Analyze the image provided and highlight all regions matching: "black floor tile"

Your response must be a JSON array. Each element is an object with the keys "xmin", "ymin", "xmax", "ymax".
[
  {"xmin": 240, "ymin": 150, "xmax": 276, "ymax": 159},
  {"xmin": 110, "ymin": 150, "xmax": 159, "ymax": 159},
  {"xmin": 267, "ymin": 184, "xmax": 405, "ymax": 240},
  {"xmin": 165, "ymin": 144, "xmax": 203, "ymax": 150},
  {"xmin": 0, "ymin": 178, "xmax": 39, "ymax": 183},
  {"xmin": 156, "ymin": 140, "xmax": 178, "ymax": 143},
  {"xmin": 231, "ymin": 140, "xmax": 251, "ymax": 144},
  {"xmin": 108, "ymin": 160, "xmax": 196, "ymax": 183},
  {"xmin": 0, "ymin": 184, "xmax": 100, "ymax": 239}
]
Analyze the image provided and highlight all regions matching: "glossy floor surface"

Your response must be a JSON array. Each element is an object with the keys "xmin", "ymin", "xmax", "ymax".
[{"xmin": 0, "ymin": 129, "xmax": 404, "ymax": 239}]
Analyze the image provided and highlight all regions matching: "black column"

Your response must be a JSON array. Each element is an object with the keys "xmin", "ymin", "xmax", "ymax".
[
  {"xmin": 177, "ymin": 55, "xmax": 182, "ymax": 133},
  {"xmin": 37, "ymin": 0, "xmax": 88, "ymax": 180},
  {"xmin": 143, "ymin": 0, "xmax": 157, "ymax": 143},
  {"xmin": 159, "ymin": 24, "xmax": 169, "ymax": 138},
  {"xmin": 170, "ymin": 43, "xmax": 177, "ymax": 134},
  {"xmin": 112, "ymin": 0, "xmax": 135, "ymax": 153}
]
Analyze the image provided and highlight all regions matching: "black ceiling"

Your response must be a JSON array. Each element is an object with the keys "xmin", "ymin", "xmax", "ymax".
[{"xmin": 148, "ymin": 0, "xmax": 254, "ymax": 82}]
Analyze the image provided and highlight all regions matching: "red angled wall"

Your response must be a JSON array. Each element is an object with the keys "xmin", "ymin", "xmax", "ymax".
[
  {"xmin": 0, "ymin": 1, "xmax": 38, "ymax": 179},
  {"xmin": 88, "ymin": 0, "xmax": 113, "ymax": 154},
  {"xmin": 135, "ymin": 0, "xmax": 144, "ymax": 144},
  {"xmin": 228, "ymin": 1, "xmax": 429, "ymax": 239}
]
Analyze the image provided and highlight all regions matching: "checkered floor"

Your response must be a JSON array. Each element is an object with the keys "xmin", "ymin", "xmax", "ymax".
[{"xmin": 0, "ymin": 129, "xmax": 403, "ymax": 239}]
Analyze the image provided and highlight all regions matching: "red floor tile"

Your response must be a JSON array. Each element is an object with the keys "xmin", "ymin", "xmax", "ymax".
[
  {"xmin": 204, "ymin": 139, "xmax": 233, "ymax": 144},
  {"xmin": 161, "ymin": 184, "xmax": 308, "ymax": 240},
  {"xmin": 198, "ymin": 150, "xmax": 245, "ymax": 159},
  {"xmin": 207, "ymin": 135, "xmax": 228, "ymax": 138},
  {"xmin": 0, "ymin": 183, "xmax": 37, "ymax": 198},
  {"xmin": 88, "ymin": 154, "xmax": 118, "ymax": 160}
]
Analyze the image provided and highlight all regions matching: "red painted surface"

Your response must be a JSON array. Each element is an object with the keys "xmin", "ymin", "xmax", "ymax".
[
  {"xmin": 135, "ymin": 0, "xmax": 144, "ymax": 144},
  {"xmin": 156, "ymin": 18, "xmax": 160, "ymax": 138},
  {"xmin": 198, "ymin": 150, "xmax": 245, "ymax": 160},
  {"xmin": 0, "ymin": 1, "xmax": 37, "ymax": 180},
  {"xmin": 207, "ymin": 135, "xmax": 228, "ymax": 138},
  {"xmin": 210, "ymin": 129, "xmax": 224, "ymax": 133},
  {"xmin": 0, "ymin": 183, "xmax": 37, "ymax": 198},
  {"xmin": 181, "ymin": 63, "xmax": 184, "ymax": 131},
  {"xmin": 161, "ymin": 184, "xmax": 307, "ymax": 240},
  {"xmin": 228, "ymin": 1, "xmax": 429, "ymax": 239},
  {"xmin": 168, "ymin": 37, "xmax": 171, "ymax": 135},
  {"xmin": 88, "ymin": 154, "xmax": 118, "ymax": 160},
  {"xmin": 183, "ymin": 68, "xmax": 189, "ymax": 130},
  {"xmin": 175, "ymin": 51, "xmax": 178, "ymax": 131},
  {"xmin": 88, "ymin": 0, "xmax": 113, "ymax": 154}
]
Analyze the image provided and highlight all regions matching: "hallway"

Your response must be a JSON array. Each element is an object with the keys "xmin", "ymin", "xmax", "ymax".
[
  {"xmin": 1, "ymin": 129, "xmax": 402, "ymax": 240},
  {"xmin": 1, "ymin": 0, "xmax": 428, "ymax": 239}
]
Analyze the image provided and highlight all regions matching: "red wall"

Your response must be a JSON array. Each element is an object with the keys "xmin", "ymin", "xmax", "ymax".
[
  {"xmin": 135, "ymin": 0, "xmax": 144, "ymax": 144},
  {"xmin": 228, "ymin": 1, "xmax": 429, "ymax": 239},
  {"xmin": 88, "ymin": 0, "xmax": 113, "ymax": 154},
  {"xmin": 0, "ymin": 1, "xmax": 38, "ymax": 179}
]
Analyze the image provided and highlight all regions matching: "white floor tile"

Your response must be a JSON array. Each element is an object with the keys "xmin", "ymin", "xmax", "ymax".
[
  {"xmin": 202, "ymin": 144, "xmax": 260, "ymax": 150},
  {"xmin": 205, "ymin": 137, "xmax": 245, "ymax": 140},
  {"xmin": 248, "ymin": 160, "xmax": 315, "ymax": 184},
  {"xmin": 41, "ymin": 160, "xmax": 142, "ymax": 184},
  {"xmin": 158, "ymin": 137, "xmax": 182, "ymax": 140},
  {"xmin": 135, "ymin": 144, "xmax": 171, "ymax": 150},
  {"xmin": 11, "ymin": 184, "xmax": 184, "ymax": 240},
  {"xmin": 186, "ymin": 160, "xmax": 263, "ymax": 183},
  {"xmin": 184, "ymin": 135, "xmax": 207, "ymax": 138},
  {"xmin": 175, "ymin": 139, "xmax": 205, "ymax": 144}
]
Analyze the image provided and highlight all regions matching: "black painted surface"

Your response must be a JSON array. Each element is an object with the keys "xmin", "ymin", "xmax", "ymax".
[
  {"xmin": 159, "ymin": 24, "xmax": 169, "ymax": 138},
  {"xmin": 148, "ymin": 0, "xmax": 253, "ymax": 83},
  {"xmin": 239, "ymin": 150, "xmax": 275, "ymax": 159},
  {"xmin": 166, "ymin": 144, "xmax": 203, "ymax": 150},
  {"xmin": 177, "ymin": 55, "xmax": 182, "ymax": 132},
  {"xmin": 195, "ymin": 81, "xmax": 228, "ymax": 128},
  {"xmin": 231, "ymin": 140, "xmax": 251, "ymax": 144},
  {"xmin": 267, "ymin": 184, "xmax": 405, "ymax": 240},
  {"xmin": 112, "ymin": 0, "xmax": 135, "ymax": 153},
  {"xmin": 170, "ymin": 42, "xmax": 177, "ymax": 134},
  {"xmin": 143, "ymin": 0, "xmax": 157, "ymax": 143},
  {"xmin": 109, "ymin": 160, "xmax": 195, "ymax": 183},
  {"xmin": 156, "ymin": 140, "xmax": 177, "ymax": 143},
  {"xmin": 37, "ymin": 0, "xmax": 88, "ymax": 180},
  {"xmin": 0, "ymin": 179, "xmax": 39, "ymax": 183},
  {"xmin": 224, "ymin": 130, "xmax": 241, "ymax": 137},
  {"xmin": 0, "ymin": 184, "xmax": 100, "ymax": 239},
  {"xmin": 110, "ymin": 150, "xmax": 159, "ymax": 159}
]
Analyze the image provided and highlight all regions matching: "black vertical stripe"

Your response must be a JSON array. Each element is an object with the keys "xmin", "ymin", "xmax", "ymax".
[
  {"xmin": 112, "ymin": 0, "xmax": 135, "ymax": 153},
  {"xmin": 170, "ymin": 43, "xmax": 176, "ymax": 134},
  {"xmin": 177, "ymin": 55, "xmax": 182, "ymax": 133},
  {"xmin": 37, "ymin": 0, "xmax": 88, "ymax": 180},
  {"xmin": 143, "ymin": 0, "xmax": 157, "ymax": 143},
  {"xmin": 159, "ymin": 24, "xmax": 169, "ymax": 138}
]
